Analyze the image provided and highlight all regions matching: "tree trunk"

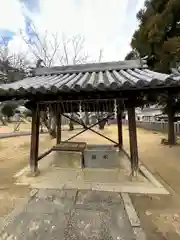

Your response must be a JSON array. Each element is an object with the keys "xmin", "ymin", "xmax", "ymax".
[
  {"xmin": 49, "ymin": 111, "xmax": 56, "ymax": 138},
  {"xmin": 97, "ymin": 112, "xmax": 106, "ymax": 130},
  {"xmin": 40, "ymin": 111, "xmax": 49, "ymax": 130},
  {"xmin": 98, "ymin": 119, "xmax": 106, "ymax": 129},
  {"xmin": 0, "ymin": 104, "xmax": 7, "ymax": 125},
  {"xmin": 0, "ymin": 116, "xmax": 7, "ymax": 125},
  {"xmin": 40, "ymin": 110, "xmax": 56, "ymax": 138},
  {"xmin": 167, "ymin": 96, "xmax": 176, "ymax": 145},
  {"xmin": 7, "ymin": 116, "xmax": 11, "ymax": 122},
  {"xmin": 69, "ymin": 113, "xmax": 74, "ymax": 131},
  {"xmin": 85, "ymin": 111, "xmax": 89, "ymax": 125}
]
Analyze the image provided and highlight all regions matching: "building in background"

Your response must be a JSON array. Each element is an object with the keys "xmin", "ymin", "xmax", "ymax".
[{"xmin": 136, "ymin": 105, "xmax": 162, "ymax": 122}]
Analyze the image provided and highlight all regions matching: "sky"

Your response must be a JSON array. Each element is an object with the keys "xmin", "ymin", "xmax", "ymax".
[{"xmin": 0, "ymin": 0, "xmax": 146, "ymax": 64}]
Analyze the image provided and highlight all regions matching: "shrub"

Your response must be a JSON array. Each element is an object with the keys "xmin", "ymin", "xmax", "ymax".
[{"xmin": 1, "ymin": 101, "xmax": 18, "ymax": 121}]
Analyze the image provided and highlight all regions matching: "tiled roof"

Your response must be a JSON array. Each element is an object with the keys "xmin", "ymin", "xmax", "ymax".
[{"xmin": 0, "ymin": 60, "xmax": 179, "ymax": 97}]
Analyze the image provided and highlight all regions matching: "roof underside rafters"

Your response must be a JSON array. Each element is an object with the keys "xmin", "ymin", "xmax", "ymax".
[{"xmin": 0, "ymin": 60, "xmax": 180, "ymax": 100}]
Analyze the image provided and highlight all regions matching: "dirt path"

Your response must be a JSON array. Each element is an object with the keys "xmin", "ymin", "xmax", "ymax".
[
  {"xmin": 122, "ymin": 126, "xmax": 180, "ymax": 240},
  {"xmin": 0, "ymin": 134, "xmax": 55, "ymax": 218},
  {"xmin": 1, "ymin": 125, "xmax": 180, "ymax": 239}
]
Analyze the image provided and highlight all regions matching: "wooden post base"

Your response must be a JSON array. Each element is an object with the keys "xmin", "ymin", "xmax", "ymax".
[
  {"xmin": 130, "ymin": 169, "xmax": 139, "ymax": 181},
  {"xmin": 27, "ymin": 168, "xmax": 40, "ymax": 177}
]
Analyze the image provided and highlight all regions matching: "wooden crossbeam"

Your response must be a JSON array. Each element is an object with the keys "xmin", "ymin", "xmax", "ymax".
[{"xmin": 62, "ymin": 113, "xmax": 118, "ymax": 146}]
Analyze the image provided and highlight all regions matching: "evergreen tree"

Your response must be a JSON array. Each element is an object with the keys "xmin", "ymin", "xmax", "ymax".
[
  {"xmin": 130, "ymin": 0, "xmax": 180, "ymax": 144},
  {"xmin": 125, "ymin": 50, "xmax": 139, "ymax": 60},
  {"xmin": 131, "ymin": 0, "xmax": 180, "ymax": 73}
]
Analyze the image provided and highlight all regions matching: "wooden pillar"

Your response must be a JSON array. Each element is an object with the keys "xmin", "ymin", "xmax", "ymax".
[
  {"xmin": 30, "ymin": 104, "xmax": 40, "ymax": 174},
  {"xmin": 56, "ymin": 104, "xmax": 61, "ymax": 144},
  {"xmin": 127, "ymin": 102, "xmax": 139, "ymax": 176},
  {"xmin": 167, "ymin": 93, "xmax": 176, "ymax": 145},
  {"xmin": 117, "ymin": 107, "xmax": 123, "ymax": 150}
]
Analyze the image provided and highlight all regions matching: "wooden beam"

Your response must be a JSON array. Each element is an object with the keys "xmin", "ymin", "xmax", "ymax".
[
  {"xmin": 127, "ymin": 102, "xmax": 139, "ymax": 176},
  {"xmin": 30, "ymin": 104, "xmax": 40, "ymax": 174},
  {"xmin": 35, "ymin": 59, "xmax": 145, "ymax": 75},
  {"xmin": 56, "ymin": 104, "xmax": 61, "ymax": 144},
  {"xmin": 62, "ymin": 113, "xmax": 118, "ymax": 145},
  {"xmin": 38, "ymin": 148, "xmax": 53, "ymax": 161},
  {"xmin": 117, "ymin": 107, "xmax": 123, "ymax": 150}
]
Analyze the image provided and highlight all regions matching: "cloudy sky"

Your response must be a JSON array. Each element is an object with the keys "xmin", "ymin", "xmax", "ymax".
[{"xmin": 0, "ymin": 0, "xmax": 145, "ymax": 64}]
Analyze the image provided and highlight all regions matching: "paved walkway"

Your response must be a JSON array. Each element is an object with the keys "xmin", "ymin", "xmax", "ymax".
[
  {"xmin": 125, "ymin": 127, "xmax": 180, "ymax": 239},
  {"xmin": 0, "ymin": 189, "xmax": 145, "ymax": 240}
]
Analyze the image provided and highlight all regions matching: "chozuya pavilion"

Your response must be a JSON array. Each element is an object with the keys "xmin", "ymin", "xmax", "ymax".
[{"xmin": 0, "ymin": 59, "xmax": 179, "ymax": 176}]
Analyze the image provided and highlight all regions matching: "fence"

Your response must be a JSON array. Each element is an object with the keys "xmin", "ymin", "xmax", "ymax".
[{"xmin": 123, "ymin": 119, "xmax": 180, "ymax": 135}]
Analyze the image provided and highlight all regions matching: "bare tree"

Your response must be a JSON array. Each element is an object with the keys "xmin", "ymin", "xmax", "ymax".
[
  {"xmin": 0, "ymin": 39, "xmax": 9, "ymax": 64},
  {"xmin": 20, "ymin": 21, "xmax": 89, "ymax": 67},
  {"xmin": 20, "ymin": 27, "xmax": 61, "ymax": 67},
  {"xmin": 60, "ymin": 34, "xmax": 89, "ymax": 131},
  {"xmin": 98, "ymin": 48, "xmax": 104, "ymax": 62},
  {"xmin": 8, "ymin": 52, "xmax": 29, "ymax": 70},
  {"xmin": 0, "ymin": 36, "xmax": 29, "ymax": 80},
  {"xmin": 20, "ymin": 21, "xmax": 90, "ymax": 136}
]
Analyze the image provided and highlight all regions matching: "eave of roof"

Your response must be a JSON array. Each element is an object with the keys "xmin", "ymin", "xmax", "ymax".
[
  {"xmin": 35, "ymin": 59, "xmax": 148, "ymax": 75},
  {"xmin": 0, "ymin": 60, "xmax": 180, "ymax": 98}
]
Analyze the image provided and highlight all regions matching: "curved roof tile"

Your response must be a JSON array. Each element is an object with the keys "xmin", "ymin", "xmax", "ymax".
[{"xmin": 0, "ymin": 60, "xmax": 179, "ymax": 97}]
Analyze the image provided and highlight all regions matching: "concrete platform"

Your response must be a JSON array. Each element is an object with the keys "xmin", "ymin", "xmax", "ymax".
[
  {"xmin": 0, "ymin": 189, "xmax": 146, "ymax": 240},
  {"xmin": 14, "ymin": 150, "xmax": 169, "ymax": 195}
]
